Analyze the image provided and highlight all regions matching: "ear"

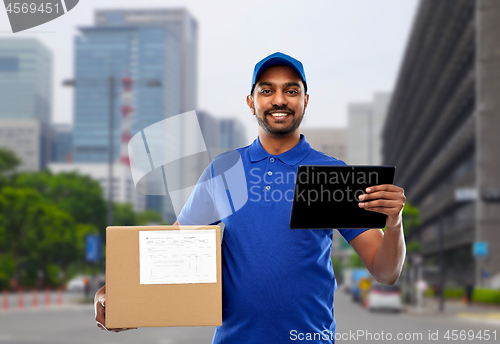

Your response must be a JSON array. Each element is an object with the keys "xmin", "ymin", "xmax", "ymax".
[
  {"xmin": 246, "ymin": 94, "xmax": 255, "ymax": 116},
  {"xmin": 304, "ymin": 93, "xmax": 309, "ymax": 112}
]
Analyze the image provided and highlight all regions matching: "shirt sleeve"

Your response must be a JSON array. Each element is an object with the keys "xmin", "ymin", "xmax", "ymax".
[
  {"xmin": 337, "ymin": 228, "xmax": 371, "ymax": 244},
  {"xmin": 177, "ymin": 164, "xmax": 219, "ymax": 225}
]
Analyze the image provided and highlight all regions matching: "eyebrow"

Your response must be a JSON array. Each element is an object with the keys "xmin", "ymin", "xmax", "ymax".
[
  {"xmin": 257, "ymin": 81, "xmax": 302, "ymax": 88},
  {"xmin": 284, "ymin": 82, "xmax": 301, "ymax": 88}
]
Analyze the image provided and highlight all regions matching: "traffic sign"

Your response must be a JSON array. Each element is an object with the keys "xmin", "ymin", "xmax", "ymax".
[
  {"xmin": 455, "ymin": 188, "xmax": 477, "ymax": 201},
  {"xmin": 473, "ymin": 242, "xmax": 488, "ymax": 257},
  {"xmin": 86, "ymin": 235, "xmax": 102, "ymax": 263}
]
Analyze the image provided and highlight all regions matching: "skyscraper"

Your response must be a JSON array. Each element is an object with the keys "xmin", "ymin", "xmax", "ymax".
[
  {"xmin": 94, "ymin": 9, "xmax": 198, "ymax": 113},
  {"xmin": 72, "ymin": 25, "xmax": 181, "ymax": 162},
  {"xmin": 0, "ymin": 39, "xmax": 52, "ymax": 170},
  {"xmin": 219, "ymin": 118, "xmax": 248, "ymax": 150},
  {"xmin": 51, "ymin": 123, "xmax": 73, "ymax": 163},
  {"xmin": 347, "ymin": 92, "xmax": 391, "ymax": 165},
  {"xmin": 0, "ymin": 39, "xmax": 52, "ymax": 124},
  {"xmin": 301, "ymin": 128, "xmax": 348, "ymax": 163},
  {"xmin": 72, "ymin": 9, "xmax": 198, "ymax": 222}
]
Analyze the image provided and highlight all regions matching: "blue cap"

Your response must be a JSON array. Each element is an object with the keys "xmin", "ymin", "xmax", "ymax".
[{"xmin": 250, "ymin": 52, "xmax": 307, "ymax": 94}]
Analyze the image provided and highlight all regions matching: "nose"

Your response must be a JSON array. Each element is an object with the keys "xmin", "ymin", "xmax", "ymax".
[{"xmin": 271, "ymin": 90, "xmax": 287, "ymax": 107}]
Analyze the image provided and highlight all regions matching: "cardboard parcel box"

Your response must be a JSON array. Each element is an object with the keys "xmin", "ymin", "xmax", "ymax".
[{"xmin": 106, "ymin": 225, "xmax": 222, "ymax": 328}]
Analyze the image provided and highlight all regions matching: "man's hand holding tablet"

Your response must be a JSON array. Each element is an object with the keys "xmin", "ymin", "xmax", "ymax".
[{"xmin": 358, "ymin": 184, "xmax": 406, "ymax": 229}]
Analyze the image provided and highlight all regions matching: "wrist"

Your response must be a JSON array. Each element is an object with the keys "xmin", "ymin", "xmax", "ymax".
[{"xmin": 385, "ymin": 220, "xmax": 402, "ymax": 231}]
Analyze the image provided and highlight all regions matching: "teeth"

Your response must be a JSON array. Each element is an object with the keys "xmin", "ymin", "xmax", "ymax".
[{"xmin": 270, "ymin": 113, "xmax": 289, "ymax": 117}]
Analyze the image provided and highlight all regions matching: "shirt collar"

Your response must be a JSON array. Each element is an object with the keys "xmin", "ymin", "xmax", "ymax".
[{"xmin": 248, "ymin": 134, "xmax": 312, "ymax": 166}]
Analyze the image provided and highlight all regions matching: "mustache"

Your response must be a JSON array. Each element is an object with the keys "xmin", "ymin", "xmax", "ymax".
[{"xmin": 263, "ymin": 106, "xmax": 295, "ymax": 116}]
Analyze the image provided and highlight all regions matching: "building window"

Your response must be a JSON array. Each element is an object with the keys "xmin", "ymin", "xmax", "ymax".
[{"xmin": 0, "ymin": 57, "xmax": 19, "ymax": 72}]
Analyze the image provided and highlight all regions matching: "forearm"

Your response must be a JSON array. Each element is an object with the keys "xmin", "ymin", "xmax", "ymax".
[{"xmin": 371, "ymin": 224, "xmax": 406, "ymax": 285}]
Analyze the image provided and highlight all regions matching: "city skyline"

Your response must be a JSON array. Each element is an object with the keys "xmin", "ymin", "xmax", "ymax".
[{"xmin": 0, "ymin": 0, "xmax": 418, "ymax": 144}]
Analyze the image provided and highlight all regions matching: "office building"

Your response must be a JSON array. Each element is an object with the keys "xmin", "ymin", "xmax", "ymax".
[
  {"xmin": 197, "ymin": 110, "xmax": 220, "ymax": 154},
  {"xmin": 0, "ymin": 39, "xmax": 52, "ymax": 124},
  {"xmin": 219, "ymin": 118, "xmax": 247, "ymax": 149},
  {"xmin": 347, "ymin": 93, "xmax": 391, "ymax": 165},
  {"xmin": 0, "ymin": 39, "xmax": 53, "ymax": 170},
  {"xmin": 94, "ymin": 9, "xmax": 198, "ymax": 113},
  {"xmin": 51, "ymin": 123, "xmax": 73, "ymax": 162},
  {"xmin": 301, "ymin": 128, "xmax": 347, "ymax": 162},
  {"xmin": 72, "ymin": 24, "xmax": 181, "ymax": 163},
  {"xmin": 72, "ymin": 10, "xmax": 200, "ymax": 222},
  {"xmin": 0, "ymin": 120, "xmax": 46, "ymax": 171},
  {"xmin": 382, "ymin": 0, "xmax": 500, "ymax": 287}
]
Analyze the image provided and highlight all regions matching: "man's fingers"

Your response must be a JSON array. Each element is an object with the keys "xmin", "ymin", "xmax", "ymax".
[
  {"xmin": 365, "ymin": 184, "xmax": 403, "ymax": 193},
  {"xmin": 96, "ymin": 321, "xmax": 107, "ymax": 331},
  {"xmin": 97, "ymin": 299, "xmax": 105, "ymax": 316},
  {"xmin": 361, "ymin": 205, "xmax": 402, "ymax": 217},
  {"xmin": 360, "ymin": 189, "xmax": 405, "ymax": 201},
  {"xmin": 359, "ymin": 199, "xmax": 400, "ymax": 208}
]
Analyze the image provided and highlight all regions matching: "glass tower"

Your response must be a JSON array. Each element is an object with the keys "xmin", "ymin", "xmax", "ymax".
[{"xmin": 72, "ymin": 25, "xmax": 181, "ymax": 162}]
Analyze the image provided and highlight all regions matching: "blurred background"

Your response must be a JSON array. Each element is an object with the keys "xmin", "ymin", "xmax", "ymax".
[{"xmin": 1, "ymin": 0, "xmax": 500, "ymax": 343}]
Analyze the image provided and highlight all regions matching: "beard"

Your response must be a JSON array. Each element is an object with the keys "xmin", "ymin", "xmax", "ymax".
[{"xmin": 254, "ymin": 103, "xmax": 305, "ymax": 136}]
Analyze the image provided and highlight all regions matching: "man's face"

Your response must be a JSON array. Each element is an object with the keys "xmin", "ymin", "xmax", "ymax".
[{"xmin": 247, "ymin": 66, "xmax": 309, "ymax": 136}]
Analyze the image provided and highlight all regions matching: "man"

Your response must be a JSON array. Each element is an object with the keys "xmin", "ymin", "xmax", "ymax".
[{"xmin": 94, "ymin": 52, "xmax": 406, "ymax": 343}]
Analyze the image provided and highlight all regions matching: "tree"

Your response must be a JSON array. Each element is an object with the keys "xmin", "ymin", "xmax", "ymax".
[
  {"xmin": 136, "ymin": 209, "xmax": 163, "ymax": 225},
  {"xmin": 402, "ymin": 202, "xmax": 419, "ymax": 237},
  {"xmin": 112, "ymin": 203, "xmax": 136, "ymax": 226},
  {"xmin": 13, "ymin": 171, "xmax": 107, "ymax": 235},
  {"xmin": 0, "ymin": 147, "xmax": 21, "ymax": 175},
  {"xmin": 0, "ymin": 187, "xmax": 77, "ymax": 286}
]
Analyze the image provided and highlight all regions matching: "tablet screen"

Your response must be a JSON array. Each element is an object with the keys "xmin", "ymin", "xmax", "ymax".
[{"xmin": 289, "ymin": 165, "xmax": 396, "ymax": 229}]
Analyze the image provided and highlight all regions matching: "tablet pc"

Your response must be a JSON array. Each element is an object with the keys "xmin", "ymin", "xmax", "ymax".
[{"xmin": 289, "ymin": 165, "xmax": 396, "ymax": 229}]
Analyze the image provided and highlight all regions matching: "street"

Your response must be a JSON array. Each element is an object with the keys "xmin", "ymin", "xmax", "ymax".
[
  {"xmin": 335, "ymin": 288, "xmax": 500, "ymax": 343},
  {"xmin": 0, "ymin": 290, "xmax": 498, "ymax": 343}
]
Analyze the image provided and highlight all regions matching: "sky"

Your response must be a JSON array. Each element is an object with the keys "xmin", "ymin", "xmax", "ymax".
[{"xmin": 0, "ymin": 0, "xmax": 419, "ymax": 144}]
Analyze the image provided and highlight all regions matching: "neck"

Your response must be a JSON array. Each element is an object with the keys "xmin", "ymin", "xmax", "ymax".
[{"xmin": 258, "ymin": 127, "xmax": 301, "ymax": 155}]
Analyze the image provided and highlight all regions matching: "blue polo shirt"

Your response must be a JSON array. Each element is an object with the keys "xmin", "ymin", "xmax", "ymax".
[{"xmin": 178, "ymin": 134, "xmax": 369, "ymax": 344}]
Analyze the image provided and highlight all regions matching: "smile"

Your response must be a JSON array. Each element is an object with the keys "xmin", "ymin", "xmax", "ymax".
[{"xmin": 269, "ymin": 113, "xmax": 291, "ymax": 117}]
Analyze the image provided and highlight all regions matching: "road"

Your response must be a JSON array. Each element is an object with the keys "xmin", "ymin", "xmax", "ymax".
[
  {"xmin": 0, "ymin": 291, "xmax": 498, "ymax": 343},
  {"xmin": 334, "ymin": 288, "xmax": 500, "ymax": 343}
]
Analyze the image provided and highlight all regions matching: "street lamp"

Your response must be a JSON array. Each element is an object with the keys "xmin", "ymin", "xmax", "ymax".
[{"xmin": 62, "ymin": 76, "xmax": 161, "ymax": 226}]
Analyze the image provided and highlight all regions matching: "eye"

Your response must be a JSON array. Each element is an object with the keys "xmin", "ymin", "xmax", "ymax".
[
  {"xmin": 260, "ymin": 89, "xmax": 272, "ymax": 94},
  {"xmin": 287, "ymin": 90, "xmax": 299, "ymax": 95}
]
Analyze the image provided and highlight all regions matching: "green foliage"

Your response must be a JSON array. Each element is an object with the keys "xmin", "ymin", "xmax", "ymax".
[
  {"xmin": 406, "ymin": 240, "xmax": 423, "ymax": 254},
  {"xmin": 0, "ymin": 162, "xmax": 161, "ymax": 288},
  {"xmin": 444, "ymin": 288, "xmax": 465, "ymax": 299},
  {"xmin": 13, "ymin": 171, "xmax": 107, "ymax": 235},
  {"xmin": 45, "ymin": 264, "xmax": 61, "ymax": 287},
  {"xmin": 112, "ymin": 204, "xmax": 164, "ymax": 226},
  {"xmin": 0, "ymin": 254, "xmax": 15, "ymax": 289},
  {"xmin": 0, "ymin": 186, "xmax": 77, "ymax": 286},
  {"xmin": 0, "ymin": 147, "xmax": 21, "ymax": 174},
  {"xmin": 331, "ymin": 256, "xmax": 344, "ymax": 284},
  {"xmin": 349, "ymin": 253, "xmax": 366, "ymax": 268},
  {"xmin": 113, "ymin": 203, "xmax": 136, "ymax": 226},
  {"xmin": 136, "ymin": 209, "xmax": 163, "ymax": 225},
  {"xmin": 473, "ymin": 289, "xmax": 500, "ymax": 304},
  {"xmin": 402, "ymin": 202, "xmax": 419, "ymax": 236},
  {"xmin": 425, "ymin": 287, "xmax": 467, "ymax": 299}
]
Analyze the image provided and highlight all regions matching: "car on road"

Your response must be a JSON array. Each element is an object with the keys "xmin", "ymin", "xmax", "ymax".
[
  {"xmin": 66, "ymin": 275, "xmax": 89, "ymax": 293},
  {"xmin": 367, "ymin": 282, "xmax": 402, "ymax": 312}
]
